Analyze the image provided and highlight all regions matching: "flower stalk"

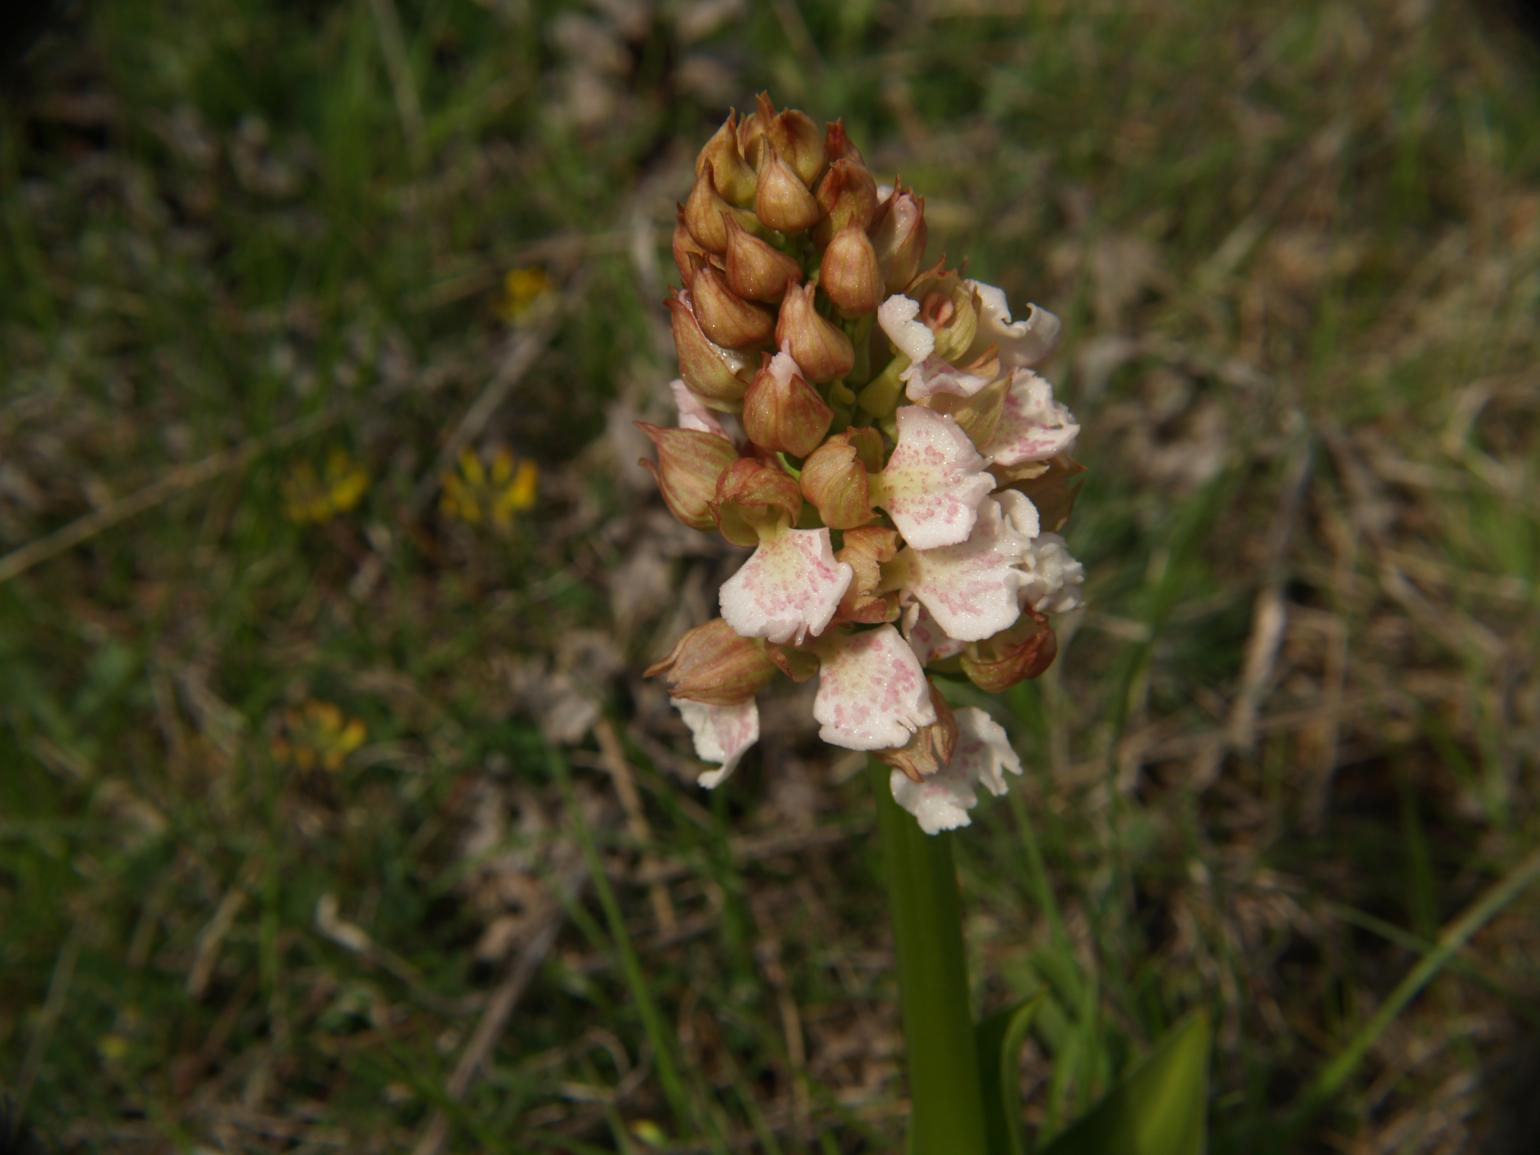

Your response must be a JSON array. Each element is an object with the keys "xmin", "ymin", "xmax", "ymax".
[
  {"xmin": 642, "ymin": 94, "xmax": 1091, "ymax": 1151},
  {"xmin": 869, "ymin": 756, "xmax": 990, "ymax": 1154}
]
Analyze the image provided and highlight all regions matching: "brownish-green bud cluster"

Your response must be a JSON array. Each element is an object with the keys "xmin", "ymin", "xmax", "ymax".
[{"xmin": 669, "ymin": 95, "xmax": 924, "ymax": 413}]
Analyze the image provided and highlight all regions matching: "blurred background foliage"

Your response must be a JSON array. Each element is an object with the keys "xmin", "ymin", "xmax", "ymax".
[{"xmin": 2, "ymin": 1, "xmax": 1538, "ymax": 1151}]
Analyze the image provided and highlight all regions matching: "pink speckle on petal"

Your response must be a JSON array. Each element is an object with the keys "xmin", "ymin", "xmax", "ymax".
[
  {"xmin": 674, "ymin": 697, "xmax": 759, "ymax": 788},
  {"xmin": 903, "ymin": 497, "xmax": 1033, "ymax": 641},
  {"xmin": 888, "ymin": 706, "xmax": 1021, "ymax": 834},
  {"xmin": 720, "ymin": 527, "xmax": 853, "ymax": 645},
  {"xmin": 986, "ymin": 370, "xmax": 1079, "ymax": 466},
  {"xmin": 874, "ymin": 407, "xmax": 994, "ymax": 551},
  {"xmin": 813, "ymin": 625, "xmax": 936, "ymax": 750}
]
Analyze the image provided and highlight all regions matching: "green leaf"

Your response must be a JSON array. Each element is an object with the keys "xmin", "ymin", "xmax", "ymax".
[
  {"xmin": 1038, "ymin": 1013, "xmax": 1211, "ymax": 1155},
  {"xmin": 975, "ymin": 993, "xmax": 1046, "ymax": 1155}
]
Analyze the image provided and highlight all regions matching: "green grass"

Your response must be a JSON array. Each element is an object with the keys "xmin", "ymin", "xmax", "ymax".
[{"xmin": 3, "ymin": 0, "xmax": 1540, "ymax": 1151}]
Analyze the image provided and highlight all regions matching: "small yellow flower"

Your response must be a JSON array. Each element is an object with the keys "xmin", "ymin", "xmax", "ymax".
[
  {"xmin": 283, "ymin": 448, "xmax": 369, "ymax": 525},
  {"xmin": 497, "ymin": 266, "xmax": 553, "ymax": 324},
  {"xmin": 631, "ymin": 1120, "xmax": 669, "ymax": 1148},
  {"xmin": 97, "ymin": 1032, "xmax": 132, "ymax": 1063},
  {"xmin": 272, "ymin": 700, "xmax": 367, "ymax": 772},
  {"xmin": 441, "ymin": 446, "xmax": 538, "ymax": 530}
]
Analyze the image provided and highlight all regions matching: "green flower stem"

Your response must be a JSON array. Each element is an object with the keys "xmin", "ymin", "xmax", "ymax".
[
  {"xmin": 846, "ymin": 312, "xmax": 876, "ymax": 385},
  {"xmin": 870, "ymin": 758, "xmax": 991, "ymax": 1155},
  {"xmin": 856, "ymin": 353, "xmax": 909, "ymax": 419}
]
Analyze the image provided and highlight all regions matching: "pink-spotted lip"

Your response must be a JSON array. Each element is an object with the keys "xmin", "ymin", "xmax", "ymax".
[
  {"xmin": 719, "ymin": 525, "xmax": 853, "ymax": 646},
  {"xmin": 986, "ymin": 369, "xmax": 1079, "ymax": 466},
  {"xmin": 812, "ymin": 624, "xmax": 935, "ymax": 751},
  {"xmin": 674, "ymin": 696, "xmax": 759, "ymax": 788},
  {"xmin": 901, "ymin": 495, "xmax": 1035, "ymax": 642},
  {"xmin": 888, "ymin": 706, "xmax": 1022, "ymax": 833},
  {"xmin": 871, "ymin": 406, "xmax": 994, "ymax": 551}
]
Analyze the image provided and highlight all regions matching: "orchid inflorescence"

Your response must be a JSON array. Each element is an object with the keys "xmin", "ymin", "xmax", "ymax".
[{"xmin": 644, "ymin": 95, "xmax": 1085, "ymax": 834}]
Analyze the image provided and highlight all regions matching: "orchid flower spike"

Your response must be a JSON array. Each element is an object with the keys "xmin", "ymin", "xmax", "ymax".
[{"xmin": 643, "ymin": 95, "xmax": 1087, "ymax": 833}]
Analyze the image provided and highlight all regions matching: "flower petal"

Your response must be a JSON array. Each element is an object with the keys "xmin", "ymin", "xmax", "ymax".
[
  {"xmin": 873, "ymin": 406, "xmax": 995, "ymax": 550},
  {"xmin": 887, "ymin": 706, "xmax": 1021, "ymax": 834},
  {"xmin": 950, "ymin": 707, "xmax": 1022, "ymax": 796},
  {"xmin": 720, "ymin": 526, "xmax": 853, "ymax": 646},
  {"xmin": 967, "ymin": 280, "xmax": 1060, "ymax": 369},
  {"xmin": 671, "ymin": 378, "xmax": 729, "ymax": 436},
  {"xmin": 889, "ymin": 764, "xmax": 977, "ymax": 834},
  {"xmin": 673, "ymin": 697, "xmax": 759, "ymax": 788},
  {"xmin": 1019, "ymin": 532, "xmax": 1085, "ymax": 615},
  {"xmin": 766, "ymin": 348, "xmax": 801, "ymax": 387},
  {"xmin": 902, "ymin": 496, "xmax": 1032, "ymax": 641},
  {"xmin": 878, "ymin": 294, "xmax": 936, "ymax": 363},
  {"xmin": 996, "ymin": 488, "xmax": 1042, "ymax": 541},
  {"xmin": 900, "ymin": 356, "xmax": 996, "ymax": 401},
  {"xmin": 986, "ymin": 370, "xmax": 1079, "ymax": 465},
  {"xmin": 902, "ymin": 602, "xmax": 967, "ymax": 665},
  {"xmin": 814, "ymin": 624, "xmax": 935, "ymax": 750}
]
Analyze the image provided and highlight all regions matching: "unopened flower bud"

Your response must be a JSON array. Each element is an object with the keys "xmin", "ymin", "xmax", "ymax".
[
  {"xmin": 757, "ymin": 92, "xmax": 826, "ymax": 187},
  {"xmin": 960, "ymin": 610, "xmax": 1058, "ymax": 694},
  {"xmin": 736, "ymin": 106, "xmax": 768, "ymax": 168},
  {"xmin": 673, "ymin": 206, "xmax": 713, "ymax": 285},
  {"xmin": 638, "ymin": 423, "xmax": 740, "ymax": 530},
  {"xmin": 815, "ymin": 158, "xmax": 880, "ymax": 239},
  {"xmin": 685, "ymin": 174, "xmax": 754, "ymax": 253},
  {"xmin": 724, "ymin": 215, "xmax": 802, "ymax": 304},
  {"xmin": 669, "ymin": 290, "xmax": 753, "ymax": 408},
  {"xmin": 712, "ymin": 458, "xmax": 804, "ymax": 546},
  {"xmin": 743, "ymin": 351, "xmax": 833, "ymax": 457},
  {"xmin": 801, "ymin": 433, "xmax": 873, "ymax": 529},
  {"xmin": 690, "ymin": 257, "xmax": 775, "ymax": 349},
  {"xmin": 646, "ymin": 617, "xmax": 777, "ymax": 706},
  {"xmin": 820, "ymin": 225, "xmax": 884, "ymax": 316},
  {"xmin": 836, "ymin": 525, "xmax": 901, "ymax": 624},
  {"xmin": 775, "ymin": 283, "xmax": 854, "ymax": 382},
  {"xmin": 871, "ymin": 185, "xmax": 928, "ymax": 292},
  {"xmin": 695, "ymin": 112, "xmax": 757, "ymax": 207},
  {"xmin": 876, "ymin": 683, "xmax": 959, "ymax": 782},
  {"xmin": 843, "ymin": 425, "xmax": 886, "ymax": 471},
  {"xmin": 824, "ymin": 120, "xmax": 864, "ymax": 166},
  {"xmin": 754, "ymin": 144, "xmax": 822, "ymax": 234}
]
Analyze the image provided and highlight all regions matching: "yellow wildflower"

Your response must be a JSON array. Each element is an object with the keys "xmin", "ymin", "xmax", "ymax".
[
  {"xmin": 283, "ymin": 448, "xmax": 369, "ymax": 525},
  {"xmin": 631, "ymin": 1120, "xmax": 669, "ymax": 1148},
  {"xmin": 441, "ymin": 446, "xmax": 538, "ymax": 530},
  {"xmin": 497, "ymin": 266, "xmax": 553, "ymax": 324},
  {"xmin": 272, "ymin": 700, "xmax": 367, "ymax": 772}
]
